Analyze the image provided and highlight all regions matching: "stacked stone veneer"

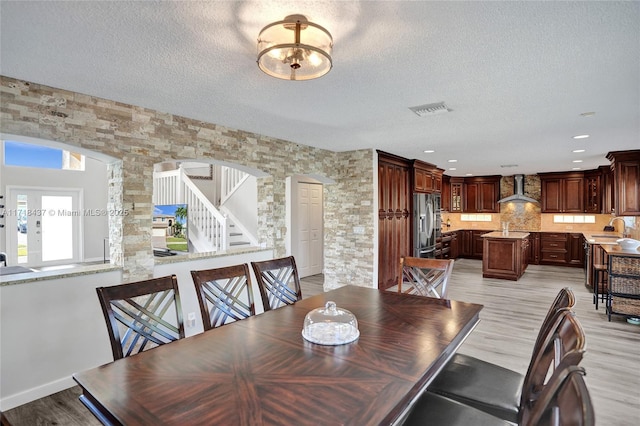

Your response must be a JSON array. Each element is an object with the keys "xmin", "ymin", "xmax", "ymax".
[{"xmin": 0, "ymin": 76, "xmax": 374, "ymax": 287}]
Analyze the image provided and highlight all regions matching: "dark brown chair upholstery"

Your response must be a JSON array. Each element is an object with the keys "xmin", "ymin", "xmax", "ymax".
[
  {"xmin": 191, "ymin": 264, "xmax": 256, "ymax": 331},
  {"xmin": 426, "ymin": 302, "xmax": 585, "ymax": 424},
  {"xmin": 96, "ymin": 275, "xmax": 185, "ymax": 360},
  {"xmin": 403, "ymin": 361, "xmax": 593, "ymax": 426},
  {"xmin": 398, "ymin": 256, "xmax": 455, "ymax": 298},
  {"xmin": 251, "ymin": 256, "xmax": 302, "ymax": 311}
]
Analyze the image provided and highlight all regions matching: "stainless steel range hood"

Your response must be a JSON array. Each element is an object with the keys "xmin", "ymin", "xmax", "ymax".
[{"xmin": 498, "ymin": 174, "xmax": 539, "ymax": 204}]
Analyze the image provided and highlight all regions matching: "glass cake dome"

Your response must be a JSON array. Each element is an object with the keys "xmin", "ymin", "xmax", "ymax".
[{"xmin": 302, "ymin": 301, "xmax": 359, "ymax": 345}]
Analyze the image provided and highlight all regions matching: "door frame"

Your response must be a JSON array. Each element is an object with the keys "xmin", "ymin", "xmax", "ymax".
[{"xmin": 5, "ymin": 186, "xmax": 84, "ymax": 267}]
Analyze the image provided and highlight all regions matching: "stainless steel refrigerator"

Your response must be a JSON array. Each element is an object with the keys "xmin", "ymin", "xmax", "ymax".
[{"xmin": 413, "ymin": 193, "xmax": 441, "ymax": 258}]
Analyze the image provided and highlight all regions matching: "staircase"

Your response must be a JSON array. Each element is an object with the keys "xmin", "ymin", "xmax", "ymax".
[{"xmin": 153, "ymin": 165, "xmax": 257, "ymax": 253}]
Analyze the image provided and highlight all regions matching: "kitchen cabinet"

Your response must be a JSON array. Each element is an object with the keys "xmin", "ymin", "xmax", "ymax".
[
  {"xmin": 378, "ymin": 151, "xmax": 411, "ymax": 290},
  {"xmin": 441, "ymin": 175, "xmax": 451, "ymax": 212},
  {"xmin": 568, "ymin": 233, "xmax": 585, "ymax": 266},
  {"xmin": 458, "ymin": 230, "xmax": 472, "ymax": 257},
  {"xmin": 437, "ymin": 231, "xmax": 457, "ymax": 259},
  {"xmin": 472, "ymin": 230, "xmax": 485, "ymax": 258},
  {"xmin": 539, "ymin": 172, "xmax": 584, "ymax": 213},
  {"xmin": 606, "ymin": 150, "xmax": 640, "ymax": 216},
  {"xmin": 584, "ymin": 170, "xmax": 601, "ymax": 213},
  {"xmin": 450, "ymin": 177, "xmax": 463, "ymax": 212},
  {"xmin": 464, "ymin": 176, "xmax": 501, "ymax": 213},
  {"xmin": 600, "ymin": 165, "xmax": 614, "ymax": 215},
  {"xmin": 540, "ymin": 232, "xmax": 568, "ymax": 265},
  {"xmin": 481, "ymin": 232, "xmax": 530, "ymax": 281},
  {"xmin": 412, "ymin": 160, "xmax": 443, "ymax": 194},
  {"xmin": 527, "ymin": 232, "xmax": 540, "ymax": 265}
]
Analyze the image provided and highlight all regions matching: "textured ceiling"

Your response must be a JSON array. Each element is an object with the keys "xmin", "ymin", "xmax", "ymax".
[{"xmin": 1, "ymin": 1, "xmax": 638, "ymax": 176}]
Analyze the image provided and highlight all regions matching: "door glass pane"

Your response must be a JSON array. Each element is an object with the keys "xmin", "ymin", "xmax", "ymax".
[
  {"xmin": 17, "ymin": 194, "xmax": 28, "ymax": 264},
  {"xmin": 41, "ymin": 195, "xmax": 74, "ymax": 262}
]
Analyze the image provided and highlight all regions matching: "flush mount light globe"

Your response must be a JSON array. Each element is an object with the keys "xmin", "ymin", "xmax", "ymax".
[{"xmin": 257, "ymin": 14, "xmax": 333, "ymax": 81}]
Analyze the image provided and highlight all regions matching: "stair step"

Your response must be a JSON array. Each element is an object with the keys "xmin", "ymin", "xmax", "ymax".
[
  {"xmin": 230, "ymin": 232, "xmax": 243, "ymax": 236},
  {"xmin": 230, "ymin": 241, "xmax": 250, "ymax": 246}
]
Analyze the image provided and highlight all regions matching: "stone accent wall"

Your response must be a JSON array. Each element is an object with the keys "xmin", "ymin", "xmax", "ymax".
[
  {"xmin": 0, "ymin": 76, "xmax": 375, "ymax": 286},
  {"xmin": 499, "ymin": 175, "xmax": 542, "ymax": 230}
]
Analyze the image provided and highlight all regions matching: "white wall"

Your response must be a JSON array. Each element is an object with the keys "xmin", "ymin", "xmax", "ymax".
[
  {"xmin": 222, "ymin": 175, "xmax": 258, "ymax": 237},
  {"xmin": 0, "ymin": 152, "xmax": 109, "ymax": 262},
  {"xmin": 0, "ymin": 249, "xmax": 273, "ymax": 411}
]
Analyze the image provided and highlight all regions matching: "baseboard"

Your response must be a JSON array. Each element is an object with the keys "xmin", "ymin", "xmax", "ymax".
[{"xmin": 0, "ymin": 376, "xmax": 75, "ymax": 411}]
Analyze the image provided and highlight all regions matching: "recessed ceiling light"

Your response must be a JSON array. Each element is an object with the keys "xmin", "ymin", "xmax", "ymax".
[
  {"xmin": 572, "ymin": 167, "xmax": 582, "ymax": 170},
  {"xmin": 580, "ymin": 112, "xmax": 596, "ymax": 117},
  {"xmin": 572, "ymin": 149, "xmax": 586, "ymax": 153},
  {"xmin": 573, "ymin": 134, "xmax": 589, "ymax": 139},
  {"xmin": 423, "ymin": 150, "xmax": 435, "ymax": 153},
  {"xmin": 573, "ymin": 160, "xmax": 583, "ymax": 163},
  {"xmin": 449, "ymin": 168, "xmax": 457, "ymax": 171},
  {"xmin": 448, "ymin": 159, "xmax": 457, "ymax": 163},
  {"xmin": 465, "ymin": 173, "xmax": 473, "ymax": 176}
]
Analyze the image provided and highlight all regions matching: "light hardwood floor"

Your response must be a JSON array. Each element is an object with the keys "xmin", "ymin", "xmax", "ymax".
[{"xmin": 4, "ymin": 263, "xmax": 639, "ymax": 425}]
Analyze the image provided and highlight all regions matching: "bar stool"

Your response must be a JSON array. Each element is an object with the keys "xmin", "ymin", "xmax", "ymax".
[{"xmin": 593, "ymin": 264, "xmax": 608, "ymax": 310}]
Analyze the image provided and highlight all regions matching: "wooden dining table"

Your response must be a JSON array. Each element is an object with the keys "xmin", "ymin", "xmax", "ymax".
[{"xmin": 74, "ymin": 285, "xmax": 483, "ymax": 426}]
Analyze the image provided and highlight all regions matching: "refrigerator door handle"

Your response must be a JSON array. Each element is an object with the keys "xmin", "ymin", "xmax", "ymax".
[{"xmin": 425, "ymin": 201, "xmax": 434, "ymax": 237}]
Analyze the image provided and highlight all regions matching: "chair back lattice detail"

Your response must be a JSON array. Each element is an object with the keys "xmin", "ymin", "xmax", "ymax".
[
  {"xmin": 251, "ymin": 256, "xmax": 302, "ymax": 311},
  {"xmin": 96, "ymin": 275, "xmax": 185, "ymax": 361},
  {"xmin": 399, "ymin": 257, "xmax": 455, "ymax": 298},
  {"xmin": 191, "ymin": 264, "xmax": 256, "ymax": 331}
]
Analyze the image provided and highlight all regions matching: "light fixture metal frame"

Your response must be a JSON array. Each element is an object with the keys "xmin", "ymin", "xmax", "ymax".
[{"xmin": 257, "ymin": 15, "xmax": 333, "ymax": 81}]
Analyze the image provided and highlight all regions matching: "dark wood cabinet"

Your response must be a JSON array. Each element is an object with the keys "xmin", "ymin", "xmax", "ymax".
[
  {"xmin": 438, "ymin": 231, "xmax": 457, "ymax": 259},
  {"xmin": 600, "ymin": 165, "xmax": 614, "ymax": 214},
  {"xmin": 540, "ymin": 232, "xmax": 568, "ymax": 265},
  {"xmin": 606, "ymin": 150, "xmax": 640, "ymax": 216},
  {"xmin": 463, "ymin": 176, "xmax": 501, "ymax": 213},
  {"xmin": 378, "ymin": 151, "xmax": 411, "ymax": 290},
  {"xmin": 441, "ymin": 175, "xmax": 451, "ymax": 212},
  {"xmin": 450, "ymin": 177, "xmax": 463, "ymax": 212},
  {"xmin": 412, "ymin": 160, "xmax": 443, "ymax": 194},
  {"xmin": 568, "ymin": 233, "xmax": 584, "ymax": 266},
  {"xmin": 472, "ymin": 230, "xmax": 485, "ymax": 258},
  {"xmin": 527, "ymin": 232, "xmax": 540, "ymax": 265},
  {"xmin": 458, "ymin": 230, "xmax": 472, "ymax": 257},
  {"xmin": 584, "ymin": 170, "xmax": 601, "ymax": 213},
  {"xmin": 539, "ymin": 172, "xmax": 585, "ymax": 213}
]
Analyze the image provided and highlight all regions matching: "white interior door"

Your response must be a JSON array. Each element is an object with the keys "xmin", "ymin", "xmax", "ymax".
[
  {"xmin": 293, "ymin": 182, "xmax": 323, "ymax": 278},
  {"xmin": 6, "ymin": 188, "xmax": 81, "ymax": 267}
]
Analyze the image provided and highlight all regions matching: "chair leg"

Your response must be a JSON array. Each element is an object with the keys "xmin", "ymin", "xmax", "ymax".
[{"xmin": 594, "ymin": 271, "xmax": 599, "ymax": 310}]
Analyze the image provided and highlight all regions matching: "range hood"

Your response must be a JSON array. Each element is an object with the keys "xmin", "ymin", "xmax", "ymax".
[{"xmin": 498, "ymin": 175, "xmax": 539, "ymax": 204}]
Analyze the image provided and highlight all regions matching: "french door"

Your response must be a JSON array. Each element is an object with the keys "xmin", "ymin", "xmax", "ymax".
[{"xmin": 6, "ymin": 187, "xmax": 81, "ymax": 267}]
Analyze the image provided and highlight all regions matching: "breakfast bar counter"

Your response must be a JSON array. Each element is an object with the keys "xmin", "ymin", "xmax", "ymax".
[{"xmin": 481, "ymin": 231, "xmax": 530, "ymax": 281}]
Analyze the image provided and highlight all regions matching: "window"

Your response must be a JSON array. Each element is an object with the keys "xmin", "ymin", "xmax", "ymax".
[{"xmin": 4, "ymin": 140, "xmax": 85, "ymax": 170}]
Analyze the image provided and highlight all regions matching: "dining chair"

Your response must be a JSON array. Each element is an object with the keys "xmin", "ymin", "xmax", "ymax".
[
  {"xmin": 96, "ymin": 275, "xmax": 185, "ymax": 361},
  {"xmin": 191, "ymin": 263, "xmax": 256, "ymax": 331},
  {"xmin": 398, "ymin": 256, "xmax": 455, "ymax": 298},
  {"xmin": 251, "ymin": 256, "xmax": 302, "ymax": 311},
  {"xmin": 403, "ymin": 362, "xmax": 593, "ymax": 426},
  {"xmin": 427, "ymin": 306, "xmax": 586, "ymax": 424}
]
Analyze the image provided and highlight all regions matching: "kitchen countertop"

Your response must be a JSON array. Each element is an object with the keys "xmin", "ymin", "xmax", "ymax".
[
  {"xmin": 481, "ymin": 231, "xmax": 530, "ymax": 240},
  {"xmin": 582, "ymin": 231, "xmax": 623, "ymax": 245},
  {"xmin": 601, "ymin": 244, "xmax": 640, "ymax": 258}
]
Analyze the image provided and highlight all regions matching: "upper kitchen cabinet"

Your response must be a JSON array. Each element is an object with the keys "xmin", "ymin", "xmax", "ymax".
[
  {"xmin": 584, "ymin": 166, "xmax": 614, "ymax": 214},
  {"xmin": 463, "ymin": 176, "xmax": 501, "ymax": 213},
  {"xmin": 411, "ymin": 160, "xmax": 443, "ymax": 193},
  {"xmin": 449, "ymin": 177, "xmax": 464, "ymax": 212},
  {"xmin": 607, "ymin": 150, "xmax": 640, "ymax": 216},
  {"xmin": 441, "ymin": 175, "xmax": 451, "ymax": 211},
  {"xmin": 378, "ymin": 151, "xmax": 412, "ymax": 290},
  {"xmin": 539, "ymin": 172, "xmax": 584, "ymax": 213}
]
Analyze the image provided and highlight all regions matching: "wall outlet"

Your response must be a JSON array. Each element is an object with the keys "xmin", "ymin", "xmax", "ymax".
[
  {"xmin": 187, "ymin": 312, "xmax": 196, "ymax": 328},
  {"xmin": 353, "ymin": 226, "xmax": 365, "ymax": 235}
]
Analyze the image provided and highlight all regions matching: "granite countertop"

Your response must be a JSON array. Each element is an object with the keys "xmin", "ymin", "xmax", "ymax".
[
  {"xmin": 582, "ymin": 231, "xmax": 623, "ymax": 245},
  {"xmin": 480, "ymin": 231, "xmax": 530, "ymax": 240},
  {"xmin": 601, "ymin": 244, "xmax": 640, "ymax": 258}
]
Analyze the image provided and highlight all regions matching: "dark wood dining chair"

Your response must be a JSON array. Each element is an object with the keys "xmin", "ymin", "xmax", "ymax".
[
  {"xmin": 191, "ymin": 264, "xmax": 256, "ymax": 331},
  {"xmin": 96, "ymin": 275, "xmax": 185, "ymax": 361},
  {"xmin": 251, "ymin": 256, "xmax": 302, "ymax": 311},
  {"xmin": 425, "ymin": 287, "xmax": 575, "ymax": 422},
  {"xmin": 426, "ymin": 304, "xmax": 585, "ymax": 424},
  {"xmin": 398, "ymin": 256, "xmax": 455, "ymax": 298},
  {"xmin": 403, "ymin": 362, "xmax": 593, "ymax": 426}
]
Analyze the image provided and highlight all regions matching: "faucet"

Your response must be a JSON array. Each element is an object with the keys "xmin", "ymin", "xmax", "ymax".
[{"xmin": 607, "ymin": 217, "xmax": 628, "ymax": 237}]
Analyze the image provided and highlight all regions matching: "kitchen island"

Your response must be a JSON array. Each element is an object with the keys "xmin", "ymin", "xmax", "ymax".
[{"xmin": 481, "ymin": 231, "xmax": 530, "ymax": 281}]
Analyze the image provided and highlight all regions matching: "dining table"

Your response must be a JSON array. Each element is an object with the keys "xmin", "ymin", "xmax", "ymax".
[{"xmin": 73, "ymin": 285, "xmax": 483, "ymax": 426}]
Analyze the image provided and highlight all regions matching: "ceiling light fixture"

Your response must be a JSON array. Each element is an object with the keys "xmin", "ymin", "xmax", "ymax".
[
  {"xmin": 572, "ymin": 149, "xmax": 586, "ymax": 153},
  {"xmin": 573, "ymin": 160, "xmax": 583, "ymax": 163},
  {"xmin": 423, "ymin": 150, "xmax": 435, "ymax": 153},
  {"xmin": 448, "ymin": 159, "xmax": 457, "ymax": 163},
  {"xmin": 573, "ymin": 134, "xmax": 590, "ymax": 139},
  {"xmin": 257, "ymin": 14, "xmax": 333, "ymax": 81}
]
